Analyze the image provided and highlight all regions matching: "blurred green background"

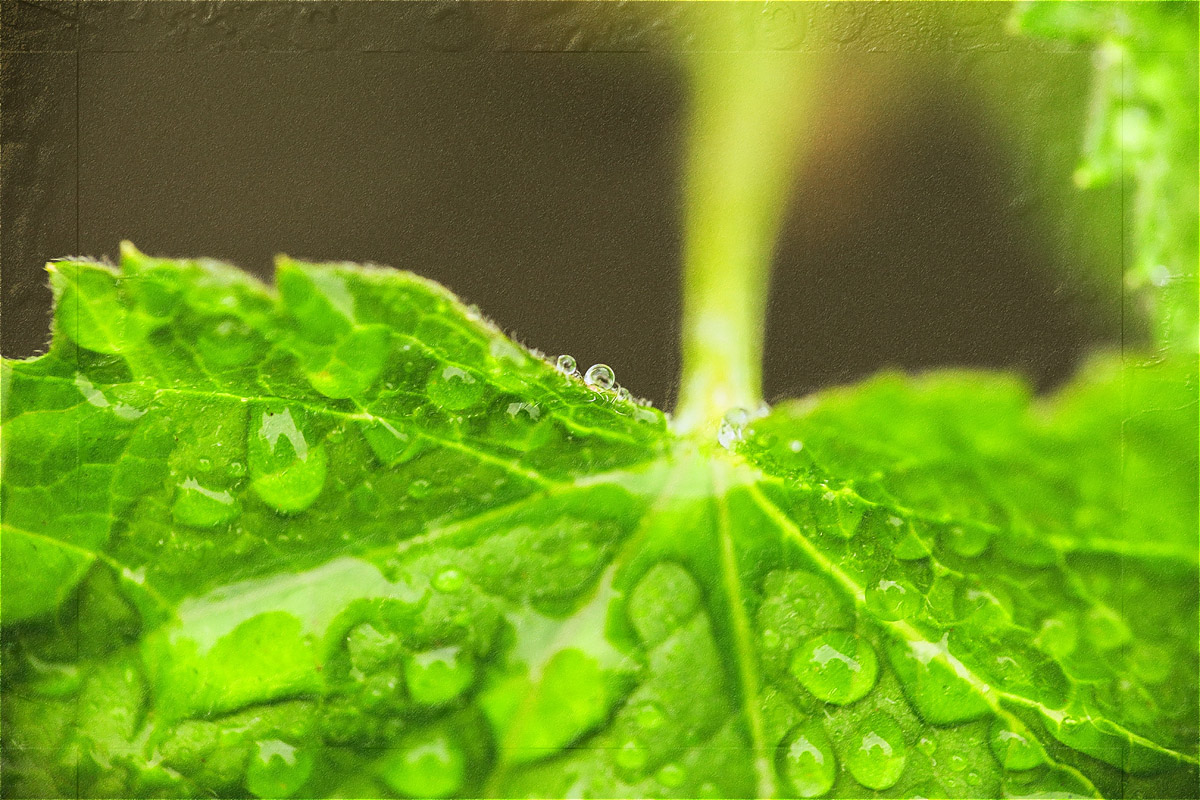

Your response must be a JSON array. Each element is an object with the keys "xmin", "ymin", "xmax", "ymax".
[{"xmin": 3, "ymin": 1, "xmax": 1176, "ymax": 408}]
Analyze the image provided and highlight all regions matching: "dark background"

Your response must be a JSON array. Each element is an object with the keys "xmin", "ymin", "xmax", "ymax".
[{"xmin": 1, "ymin": 1, "xmax": 1126, "ymax": 409}]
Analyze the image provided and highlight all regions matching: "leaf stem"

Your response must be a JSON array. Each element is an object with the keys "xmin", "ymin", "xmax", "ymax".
[{"xmin": 673, "ymin": 39, "xmax": 820, "ymax": 434}]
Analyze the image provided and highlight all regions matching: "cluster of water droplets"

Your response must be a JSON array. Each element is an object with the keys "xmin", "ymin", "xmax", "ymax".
[
  {"xmin": 556, "ymin": 354, "xmax": 645, "ymax": 407},
  {"xmin": 717, "ymin": 403, "xmax": 771, "ymax": 450}
]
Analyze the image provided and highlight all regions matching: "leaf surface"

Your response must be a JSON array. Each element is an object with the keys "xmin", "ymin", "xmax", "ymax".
[{"xmin": 1, "ymin": 251, "xmax": 1196, "ymax": 799}]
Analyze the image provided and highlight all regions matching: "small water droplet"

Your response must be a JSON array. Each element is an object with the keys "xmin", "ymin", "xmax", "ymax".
[
  {"xmin": 616, "ymin": 386, "xmax": 632, "ymax": 402},
  {"xmin": 245, "ymin": 739, "xmax": 314, "ymax": 798},
  {"xmin": 433, "ymin": 568, "xmax": 465, "ymax": 593},
  {"xmin": 845, "ymin": 712, "xmax": 907, "ymax": 790},
  {"xmin": 761, "ymin": 629, "xmax": 782, "ymax": 650},
  {"xmin": 866, "ymin": 578, "xmax": 920, "ymax": 621},
  {"xmin": 1034, "ymin": 616, "xmax": 1078, "ymax": 659},
  {"xmin": 615, "ymin": 740, "xmax": 648, "ymax": 773},
  {"xmin": 989, "ymin": 721, "xmax": 1042, "ymax": 771},
  {"xmin": 407, "ymin": 479, "xmax": 432, "ymax": 499},
  {"xmin": 228, "ymin": 461, "xmax": 246, "ymax": 477},
  {"xmin": 656, "ymin": 762, "xmax": 686, "ymax": 788},
  {"xmin": 634, "ymin": 701, "xmax": 667, "ymax": 731},
  {"xmin": 173, "ymin": 477, "xmax": 240, "ymax": 528},
  {"xmin": 556, "ymin": 354, "xmax": 577, "ymax": 375},
  {"xmin": 789, "ymin": 440, "xmax": 803, "ymax": 452},
  {"xmin": 790, "ymin": 630, "xmax": 879, "ymax": 705},
  {"xmin": 196, "ymin": 457, "xmax": 212, "ymax": 472},
  {"xmin": 717, "ymin": 407, "xmax": 749, "ymax": 449},
  {"xmin": 779, "ymin": 723, "xmax": 837, "ymax": 798},
  {"xmin": 405, "ymin": 646, "xmax": 475, "ymax": 706},
  {"xmin": 426, "ymin": 366, "xmax": 485, "ymax": 411},
  {"xmin": 378, "ymin": 729, "xmax": 465, "ymax": 798},
  {"xmin": 917, "ymin": 736, "xmax": 936, "ymax": 757},
  {"xmin": 584, "ymin": 363, "xmax": 616, "ymax": 391},
  {"xmin": 945, "ymin": 525, "xmax": 990, "ymax": 558},
  {"xmin": 1084, "ymin": 606, "xmax": 1131, "ymax": 650},
  {"xmin": 948, "ymin": 753, "xmax": 968, "ymax": 771}
]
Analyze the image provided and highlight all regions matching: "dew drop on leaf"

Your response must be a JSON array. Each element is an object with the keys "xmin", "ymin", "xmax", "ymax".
[
  {"xmin": 656, "ymin": 762, "xmax": 686, "ymax": 788},
  {"xmin": 405, "ymin": 646, "xmax": 475, "ymax": 706},
  {"xmin": 407, "ymin": 479, "xmax": 432, "ymax": 499},
  {"xmin": 433, "ymin": 568, "xmax": 465, "ymax": 593},
  {"xmin": 584, "ymin": 363, "xmax": 616, "ymax": 391},
  {"xmin": 778, "ymin": 723, "xmax": 837, "ymax": 798},
  {"xmin": 228, "ymin": 460, "xmax": 246, "ymax": 477},
  {"xmin": 989, "ymin": 720, "xmax": 1044, "ymax": 771},
  {"xmin": 790, "ymin": 630, "xmax": 879, "ymax": 705},
  {"xmin": 249, "ymin": 407, "xmax": 326, "ymax": 513},
  {"xmin": 555, "ymin": 354, "xmax": 577, "ymax": 376},
  {"xmin": 718, "ymin": 407, "xmax": 749, "ymax": 449},
  {"xmin": 845, "ymin": 712, "xmax": 908, "ymax": 790},
  {"xmin": 172, "ymin": 478, "xmax": 240, "ymax": 528},
  {"xmin": 865, "ymin": 578, "xmax": 920, "ymax": 621},
  {"xmin": 615, "ymin": 740, "xmax": 648, "ymax": 773},
  {"xmin": 616, "ymin": 386, "xmax": 632, "ymax": 402},
  {"xmin": 426, "ymin": 366, "xmax": 484, "ymax": 411},
  {"xmin": 633, "ymin": 700, "xmax": 667, "ymax": 731},
  {"xmin": 377, "ymin": 728, "xmax": 465, "ymax": 798},
  {"xmin": 245, "ymin": 739, "xmax": 314, "ymax": 798},
  {"xmin": 945, "ymin": 525, "xmax": 991, "ymax": 558},
  {"xmin": 1084, "ymin": 606, "xmax": 1132, "ymax": 650}
]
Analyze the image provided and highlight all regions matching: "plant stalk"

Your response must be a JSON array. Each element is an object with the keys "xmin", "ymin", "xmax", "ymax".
[{"xmin": 673, "ymin": 40, "xmax": 820, "ymax": 434}]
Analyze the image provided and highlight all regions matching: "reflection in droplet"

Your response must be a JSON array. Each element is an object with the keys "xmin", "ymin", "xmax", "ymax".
[
  {"xmin": 584, "ymin": 363, "xmax": 616, "ymax": 391},
  {"xmin": 845, "ymin": 712, "xmax": 907, "ymax": 790},
  {"xmin": 791, "ymin": 630, "xmax": 878, "ymax": 705},
  {"xmin": 779, "ymin": 723, "xmax": 837, "ymax": 798}
]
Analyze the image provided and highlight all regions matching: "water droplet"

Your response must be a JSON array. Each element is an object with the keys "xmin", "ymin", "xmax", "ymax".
[
  {"xmin": 407, "ymin": 479, "xmax": 432, "ymax": 499},
  {"xmin": 196, "ymin": 457, "xmax": 212, "ymax": 472},
  {"xmin": 245, "ymin": 739, "xmax": 314, "ymax": 798},
  {"xmin": 556, "ymin": 354, "xmax": 577, "ymax": 376},
  {"xmin": 433, "ymin": 568, "xmax": 465, "ymax": 593},
  {"xmin": 917, "ymin": 736, "xmax": 937, "ymax": 757},
  {"xmin": 634, "ymin": 701, "xmax": 667, "ymax": 731},
  {"xmin": 584, "ymin": 363, "xmax": 616, "ymax": 391},
  {"xmin": 966, "ymin": 770, "xmax": 981, "ymax": 786},
  {"xmin": 377, "ymin": 728, "xmax": 465, "ymax": 798},
  {"xmin": 717, "ymin": 407, "xmax": 749, "ymax": 449},
  {"xmin": 845, "ymin": 712, "xmax": 907, "ymax": 790},
  {"xmin": 762, "ymin": 629, "xmax": 782, "ymax": 650},
  {"xmin": 1129, "ymin": 643, "xmax": 1172, "ymax": 684},
  {"xmin": 615, "ymin": 740, "xmax": 647, "ymax": 773},
  {"xmin": 172, "ymin": 478, "xmax": 240, "ymax": 528},
  {"xmin": 1148, "ymin": 263, "xmax": 1171, "ymax": 288},
  {"xmin": 989, "ymin": 721, "xmax": 1043, "ymax": 771},
  {"xmin": 790, "ymin": 630, "xmax": 879, "ymax": 705},
  {"xmin": 656, "ymin": 762, "xmax": 686, "ymax": 788},
  {"xmin": 1085, "ymin": 606, "xmax": 1131, "ymax": 650},
  {"xmin": 866, "ymin": 579, "xmax": 920, "ymax": 621},
  {"xmin": 229, "ymin": 461, "xmax": 247, "ymax": 477},
  {"xmin": 947, "ymin": 753, "xmax": 968, "ymax": 772},
  {"xmin": 778, "ymin": 723, "xmax": 837, "ymax": 798},
  {"xmin": 24, "ymin": 655, "xmax": 82, "ymax": 698},
  {"xmin": 945, "ymin": 525, "xmax": 990, "ymax": 558},
  {"xmin": 907, "ymin": 780, "xmax": 948, "ymax": 799},
  {"xmin": 426, "ymin": 366, "xmax": 484, "ymax": 411},
  {"xmin": 1034, "ymin": 616, "xmax": 1077, "ymax": 659},
  {"xmin": 405, "ymin": 646, "xmax": 475, "ymax": 706},
  {"xmin": 616, "ymin": 386, "xmax": 632, "ymax": 402},
  {"xmin": 789, "ymin": 440, "xmax": 804, "ymax": 452},
  {"xmin": 249, "ymin": 407, "xmax": 326, "ymax": 513},
  {"xmin": 568, "ymin": 540, "xmax": 599, "ymax": 567}
]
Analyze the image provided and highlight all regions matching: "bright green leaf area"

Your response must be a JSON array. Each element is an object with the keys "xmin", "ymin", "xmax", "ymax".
[{"xmin": 2, "ymin": 250, "xmax": 1196, "ymax": 799}]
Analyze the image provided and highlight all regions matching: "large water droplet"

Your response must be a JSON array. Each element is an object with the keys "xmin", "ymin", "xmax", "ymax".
[
  {"xmin": 790, "ymin": 630, "xmax": 878, "ymax": 705},
  {"xmin": 845, "ymin": 712, "xmax": 907, "ymax": 790},
  {"xmin": 584, "ymin": 363, "xmax": 616, "ymax": 391},
  {"xmin": 249, "ymin": 407, "xmax": 326, "ymax": 513},
  {"xmin": 405, "ymin": 646, "xmax": 475, "ymax": 706},
  {"xmin": 778, "ymin": 723, "xmax": 837, "ymax": 798},
  {"xmin": 361, "ymin": 418, "xmax": 425, "ymax": 466},
  {"xmin": 377, "ymin": 729, "xmax": 465, "ymax": 798},
  {"xmin": 245, "ymin": 739, "xmax": 314, "ymax": 798},
  {"xmin": 426, "ymin": 366, "xmax": 485, "ymax": 411},
  {"xmin": 989, "ymin": 720, "xmax": 1043, "ymax": 771},
  {"xmin": 173, "ymin": 477, "xmax": 240, "ymax": 528},
  {"xmin": 556, "ymin": 354, "xmax": 577, "ymax": 376},
  {"xmin": 866, "ymin": 578, "xmax": 920, "ymax": 621}
]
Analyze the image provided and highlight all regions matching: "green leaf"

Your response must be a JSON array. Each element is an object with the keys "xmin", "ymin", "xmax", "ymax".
[{"xmin": 2, "ymin": 250, "xmax": 1195, "ymax": 798}]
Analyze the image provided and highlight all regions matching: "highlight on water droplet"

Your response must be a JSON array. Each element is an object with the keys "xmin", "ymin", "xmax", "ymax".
[
  {"xmin": 778, "ymin": 722, "xmax": 837, "ymax": 798},
  {"xmin": 405, "ymin": 646, "xmax": 476, "ymax": 706},
  {"xmin": 245, "ymin": 739, "xmax": 314, "ymax": 798},
  {"xmin": 426, "ymin": 365, "xmax": 485, "ymax": 411},
  {"xmin": 584, "ymin": 363, "xmax": 616, "ymax": 391},
  {"xmin": 866, "ymin": 578, "xmax": 920, "ymax": 621},
  {"xmin": 377, "ymin": 728, "xmax": 465, "ymax": 798},
  {"xmin": 790, "ymin": 630, "xmax": 879, "ymax": 705},
  {"xmin": 845, "ymin": 712, "xmax": 907, "ymax": 790},
  {"xmin": 615, "ymin": 739, "xmax": 648, "ymax": 773},
  {"xmin": 556, "ymin": 354, "xmax": 577, "ymax": 376}
]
